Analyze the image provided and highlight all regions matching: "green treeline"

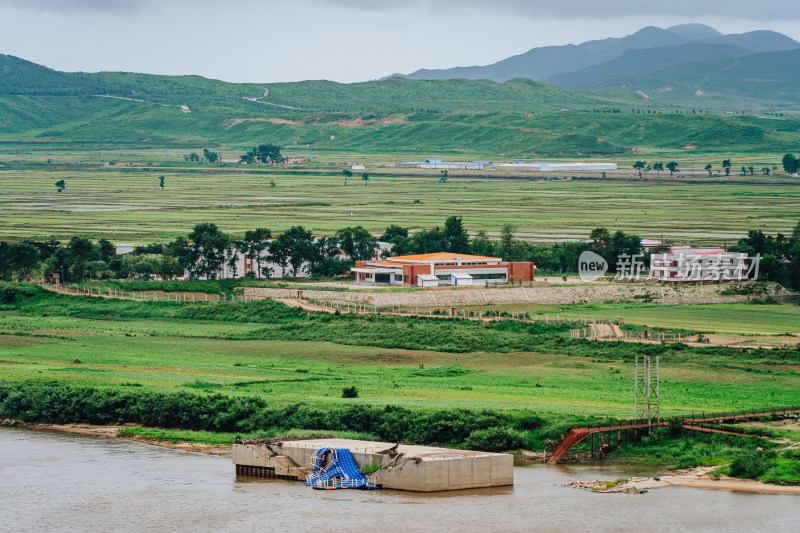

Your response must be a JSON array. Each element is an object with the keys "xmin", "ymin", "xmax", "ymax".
[{"xmin": 2, "ymin": 216, "xmax": 799, "ymax": 287}]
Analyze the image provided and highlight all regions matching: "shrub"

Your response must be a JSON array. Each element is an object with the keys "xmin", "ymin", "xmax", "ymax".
[
  {"xmin": 464, "ymin": 427, "xmax": 525, "ymax": 452},
  {"xmin": 729, "ymin": 448, "xmax": 777, "ymax": 479},
  {"xmin": 341, "ymin": 386, "xmax": 359, "ymax": 398}
]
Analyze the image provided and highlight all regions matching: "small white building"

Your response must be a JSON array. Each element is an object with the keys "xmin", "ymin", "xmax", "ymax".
[{"xmin": 650, "ymin": 246, "xmax": 753, "ymax": 284}]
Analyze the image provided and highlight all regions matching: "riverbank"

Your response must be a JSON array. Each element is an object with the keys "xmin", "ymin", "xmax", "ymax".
[
  {"xmin": 0, "ymin": 420, "xmax": 232, "ymax": 456},
  {"xmin": 564, "ymin": 466, "xmax": 800, "ymax": 495}
]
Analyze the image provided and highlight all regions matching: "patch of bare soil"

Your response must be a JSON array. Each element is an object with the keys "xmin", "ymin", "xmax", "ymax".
[{"xmin": 564, "ymin": 466, "xmax": 800, "ymax": 495}]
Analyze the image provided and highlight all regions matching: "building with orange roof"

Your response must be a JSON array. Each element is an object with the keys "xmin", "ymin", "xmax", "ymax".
[{"xmin": 352, "ymin": 252, "xmax": 534, "ymax": 287}]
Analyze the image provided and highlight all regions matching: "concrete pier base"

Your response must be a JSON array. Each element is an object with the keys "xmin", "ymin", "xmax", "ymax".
[{"xmin": 233, "ymin": 438, "xmax": 513, "ymax": 492}]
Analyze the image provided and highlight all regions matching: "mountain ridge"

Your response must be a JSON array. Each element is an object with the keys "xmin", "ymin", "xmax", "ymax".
[{"xmin": 391, "ymin": 25, "xmax": 800, "ymax": 88}]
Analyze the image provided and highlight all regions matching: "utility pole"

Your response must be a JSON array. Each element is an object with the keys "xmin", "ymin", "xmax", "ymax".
[{"xmin": 635, "ymin": 355, "xmax": 660, "ymax": 434}]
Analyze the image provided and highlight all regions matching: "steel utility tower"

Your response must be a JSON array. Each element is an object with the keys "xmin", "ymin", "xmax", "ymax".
[{"xmin": 634, "ymin": 355, "xmax": 660, "ymax": 434}]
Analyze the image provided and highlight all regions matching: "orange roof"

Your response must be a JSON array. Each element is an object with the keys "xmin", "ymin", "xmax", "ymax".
[
  {"xmin": 387, "ymin": 252, "xmax": 502, "ymax": 262},
  {"xmin": 371, "ymin": 261, "xmax": 405, "ymax": 267}
]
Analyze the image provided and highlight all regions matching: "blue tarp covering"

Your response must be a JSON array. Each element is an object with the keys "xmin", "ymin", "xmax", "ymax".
[{"xmin": 305, "ymin": 448, "xmax": 378, "ymax": 490}]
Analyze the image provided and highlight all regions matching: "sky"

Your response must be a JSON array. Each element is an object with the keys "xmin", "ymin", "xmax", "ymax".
[{"xmin": 1, "ymin": 0, "xmax": 799, "ymax": 84}]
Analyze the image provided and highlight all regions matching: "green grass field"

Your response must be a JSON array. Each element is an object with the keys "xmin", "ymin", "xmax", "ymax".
[
  {"xmin": 1, "ymin": 164, "xmax": 798, "ymax": 243},
  {"xmin": 426, "ymin": 301, "xmax": 800, "ymax": 336},
  {"xmin": 1, "ymin": 287, "xmax": 797, "ymax": 417}
]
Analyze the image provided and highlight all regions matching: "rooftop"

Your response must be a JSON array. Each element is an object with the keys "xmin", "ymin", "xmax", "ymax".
[{"xmin": 386, "ymin": 252, "xmax": 502, "ymax": 263}]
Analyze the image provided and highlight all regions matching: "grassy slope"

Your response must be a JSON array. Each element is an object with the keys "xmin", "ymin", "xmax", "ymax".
[{"xmin": 3, "ymin": 54, "xmax": 800, "ymax": 154}]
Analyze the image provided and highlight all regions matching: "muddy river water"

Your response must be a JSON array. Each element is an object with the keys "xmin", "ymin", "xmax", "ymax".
[{"xmin": 1, "ymin": 427, "xmax": 798, "ymax": 532}]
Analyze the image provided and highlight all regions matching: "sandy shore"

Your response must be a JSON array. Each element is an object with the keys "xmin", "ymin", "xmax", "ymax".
[
  {"xmin": 1, "ymin": 420, "xmax": 232, "ymax": 456},
  {"xmin": 564, "ymin": 466, "xmax": 800, "ymax": 495}
]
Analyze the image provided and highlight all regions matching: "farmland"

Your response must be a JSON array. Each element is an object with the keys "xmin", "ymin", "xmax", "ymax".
[{"xmin": 1, "ymin": 162, "xmax": 798, "ymax": 244}]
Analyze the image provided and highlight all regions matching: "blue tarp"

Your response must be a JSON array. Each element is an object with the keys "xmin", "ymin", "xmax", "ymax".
[{"xmin": 305, "ymin": 448, "xmax": 378, "ymax": 490}]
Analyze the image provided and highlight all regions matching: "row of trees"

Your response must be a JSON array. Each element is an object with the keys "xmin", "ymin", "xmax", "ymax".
[
  {"xmin": 730, "ymin": 223, "xmax": 800, "ymax": 289},
  {"xmin": 0, "ymin": 222, "xmax": 378, "ymax": 283},
  {"xmin": 633, "ymin": 160, "xmax": 795, "ymax": 178},
  {"xmin": 632, "ymin": 160, "xmax": 679, "ymax": 178},
  {"xmin": 240, "ymin": 143, "xmax": 283, "ymax": 165},
  {"xmin": 5, "ymin": 217, "xmax": 797, "ymax": 287},
  {"xmin": 379, "ymin": 217, "xmax": 645, "ymax": 275}
]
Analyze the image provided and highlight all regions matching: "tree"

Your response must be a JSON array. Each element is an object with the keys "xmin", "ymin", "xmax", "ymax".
[
  {"xmin": 632, "ymin": 161, "xmax": 646, "ymax": 178},
  {"xmin": 69, "ymin": 236, "xmax": 96, "ymax": 281},
  {"xmin": 748, "ymin": 165, "xmax": 755, "ymax": 176},
  {"xmin": 499, "ymin": 223, "xmax": 517, "ymax": 261},
  {"xmin": 722, "ymin": 159, "xmax": 732, "ymax": 176},
  {"xmin": 336, "ymin": 226, "xmax": 377, "ymax": 261},
  {"xmin": 362, "ymin": 173, "xmax": 370, "ymax": 186},
  {"xmin": 440, "ymin": 170, "xmax": 448, "ymax": 183},
  {"xmin": 55, "ymin": 179, "xmax": 66, "ymax": 193},
  {"xmin": 241, "ymin": 228, "xmax": 272, "ymax": 278},
  {"xmin": 9, "ymin": 243, "xmax": 39, "ymax": 281},
  {"xmin": 97, "ymin": 239, "xmax": 116, "ymax": 263},
  {"xmin": 762, "ymin": 167, "xmax": 770, "ymax": 176},
  {"xmin": 187, "ymin": 223, "xmax": 230, "ymax": 279},
  {"xmin": 443, "ymin": 216, "xmax": 470, "ymax": 254},
  {"xmin": 470, "ymin": 231, "xmax": 494, "ymax": 257},
  {"xmin": 652, "ymin": 162, "xmax": 664, "ymax": 178},
  {"xmin": 159, "ymin": 253, "xmax": 183, "ymax": 280},
  {"xmin": 342, "ymin": 169, "xmax": 352, "ymax": 186},
  {"xmin": 740, "ymin": 166, "xmax": 747, "ymax": 176},
  {"xmin": 240, "ymin": 143, "xmax": 283, "ymax": 165},
  {"xmin": 705, "ymin": 163, "xmax": 713, "ymax": 176},
  {"xmin": 159, "ymin": 176, "xmax": 165, "ymax": 189},
  {"xmin": 272, "ymin": 226, "xmax": 314, "ymax": 277},
  {"xmin": 666, "ymin": 161, "xmax": 679, "ymax": 177},
  {"xmin": 202, "ymin": 148, "xmax": 218, "ymax": 163},
  {"xmin": 188, "ymin": 152, "xmax": 200, "ymax": 162},
  {"xmin": 782, "ymin": 153, "xmax": 799, "ymax": 174}
]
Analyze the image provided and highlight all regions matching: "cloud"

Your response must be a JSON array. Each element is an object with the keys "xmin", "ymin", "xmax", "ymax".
[
  {"xmin": 0, "ymin": 0, "xmax": 151, "ymax": 14},
  {"xmin": 313, "ymin": 0, "xmax": 800, "ymax": 20}
]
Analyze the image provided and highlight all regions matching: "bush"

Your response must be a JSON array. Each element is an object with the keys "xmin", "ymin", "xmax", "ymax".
[
  {"xmin": 729, "ymin": 448, "xmax": 777, "ymax": 479},
  {"xmin": 341, "ymin": 386, "xmax": 359, "ymax": 399},
  {"xmin": 464, "ymin": 427, "xmax": 525, "ymax": 452}
]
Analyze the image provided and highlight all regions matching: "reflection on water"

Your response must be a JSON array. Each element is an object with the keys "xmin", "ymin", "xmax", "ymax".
[{"xmin": 1, "ymin": 427, "xmax": 798, "ymax": 532}]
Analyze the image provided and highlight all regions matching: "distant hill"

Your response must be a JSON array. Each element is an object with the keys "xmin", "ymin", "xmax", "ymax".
[
  {"xmin": 392, "ymin": 25, "xmax": 800, "ymax": 89},
  {"xmin": 547, "ymin": 43, "xmax": 751, "ymax": 90},
  {"xmin": 580, "ymin": 48, "xmax": 800, "ymax": 108},
  {"xmin": 665, "ymin": 23, "xmax": 723, "ymax": 40},
  {"xmin": 1, "ymin": 53, "xmax": 800, "ymax": 156}
]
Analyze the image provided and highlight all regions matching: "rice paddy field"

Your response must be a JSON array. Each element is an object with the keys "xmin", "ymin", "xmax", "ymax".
[{"xmin": 0, "ymin": 161, "xmax": 798, "ymax": 244}]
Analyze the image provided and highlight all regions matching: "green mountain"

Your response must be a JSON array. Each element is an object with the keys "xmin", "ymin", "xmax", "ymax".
[
  {"xmin": 580, "ymin": 48, "xmax": 800, "ymax": 109},
  {"xmin": 2, "ymin": 54, "xmax": 800, "ymax": 156}
]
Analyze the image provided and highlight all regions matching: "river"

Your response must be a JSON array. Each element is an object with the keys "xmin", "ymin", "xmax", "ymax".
[{"xmin": 1, "ymin": 427, "xmax": 798, "ymax": 532}]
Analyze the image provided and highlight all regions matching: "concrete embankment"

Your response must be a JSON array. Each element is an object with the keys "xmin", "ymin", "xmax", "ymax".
[
  {"xmin": 242, "ymin": 283, "xmax": 795, "ymax": 308},
  {"xmin": 233, "ymin": 437, "xmax": 513, "ymax": 492}
]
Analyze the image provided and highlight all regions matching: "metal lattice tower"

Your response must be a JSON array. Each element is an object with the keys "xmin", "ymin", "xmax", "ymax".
[{"xmin": 634, "ymin": 355, "xmax": 660, "ymax": 433}]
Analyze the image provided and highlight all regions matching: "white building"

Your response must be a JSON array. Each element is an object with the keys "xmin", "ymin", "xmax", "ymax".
[{"xmin": 650, "ymin": 246, "xmax": 754, "ymax": 284}]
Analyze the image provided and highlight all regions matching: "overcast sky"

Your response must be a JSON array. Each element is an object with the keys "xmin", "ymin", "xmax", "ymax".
[{"xmin": 1, "ymin": 0, "xmax": 799, "ymax": 83}]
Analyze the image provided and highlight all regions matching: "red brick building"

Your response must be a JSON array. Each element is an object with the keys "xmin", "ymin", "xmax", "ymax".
[{"xmin": 352, "ymin": 252, "xmax": 535, "ymax": 287}]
